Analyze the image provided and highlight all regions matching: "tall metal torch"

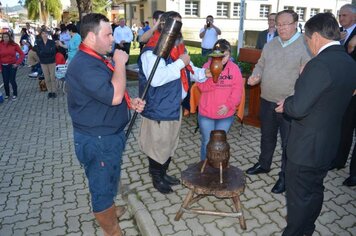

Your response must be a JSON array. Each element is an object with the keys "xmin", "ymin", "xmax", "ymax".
[{"xmin": 125, "ymin": 18, "xmax": 183, "ymax": 138}]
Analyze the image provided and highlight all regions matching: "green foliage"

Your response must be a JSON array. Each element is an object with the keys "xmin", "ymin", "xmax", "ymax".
[
  {"xmin": 25, "ymin": 0, "xmax": 62, "ymax": 22},
  {"xmin": 93, "ymin": 0, "xmax": 112, "ymax": 15}
]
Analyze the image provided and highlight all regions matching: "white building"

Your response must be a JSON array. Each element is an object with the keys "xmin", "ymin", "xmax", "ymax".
[{"xmin": 116, "ymin": 0, "xmax": 352, "ymax": 46}]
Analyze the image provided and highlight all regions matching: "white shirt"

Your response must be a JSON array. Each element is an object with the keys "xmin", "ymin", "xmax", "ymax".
[
  {"xmin": 200, "ymin": 27, "xmax": 218, "ymax": 49},
  {"xmin": 140, "ymin": 50, "xmax": 208, "ymax": 99},
  {"xmin": 113, "ymin": 25, "xmax": 133, "ymax": 44},
  {"xmin": 318, "ymin": 41, "xmax": 340, "ymax": 55}
]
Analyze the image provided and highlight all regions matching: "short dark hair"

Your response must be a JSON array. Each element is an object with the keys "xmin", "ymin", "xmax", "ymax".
[
  {"xmin": 153, "ymin": 10, "xmax": 164, "ymax": 20},
  {"xmin": 304, "ymin": 12, "xmax": 340, "ymax": 40},
  {"xmin": 213, "ymin": 39, "xmax": 231, "ymax": 53},
  {"xmin": 60, "ymin": 24, "xmax": 67, "ymax": 32},
  {"xmin": 66, "ymin": 24, "xmax": 78, "ymax": 33},
  {"xmin": 276, "ymin": 10, "xmax": 298, "ymax": 23},
  {"xmin": 80, "ymin": 13, "xmax": 109, "ymax": 39}
]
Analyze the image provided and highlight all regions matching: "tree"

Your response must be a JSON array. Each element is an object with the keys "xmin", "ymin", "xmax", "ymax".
[
  {"xmin": 75, "ymin": 0, "xmax": 92, "ymax": 20},
  {"xmin": 25, "ymin": 0, "xmax": 62, "ymax": 25}
]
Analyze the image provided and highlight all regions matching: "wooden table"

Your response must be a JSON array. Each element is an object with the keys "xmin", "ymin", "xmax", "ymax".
[{"xmin": 175, "ymin": 161, "xmax": 247, "ymax": 230}]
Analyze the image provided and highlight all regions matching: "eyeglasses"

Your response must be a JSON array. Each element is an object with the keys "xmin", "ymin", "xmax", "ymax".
[{"xmin": 276, "ymin": 22, "xmax": 295, "ymax": 28}]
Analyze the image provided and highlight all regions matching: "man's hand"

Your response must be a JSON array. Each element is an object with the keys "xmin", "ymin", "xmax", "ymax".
[
  {"xmin": 247, "ymin": 74, "xmax": 261, "ymax": 86},
  {"xmin": 205, "ymin": 68, "xmax": 212, "ymax": 78},
  {"xmin": 131, "ymin": 98, "xmax": 146, "ymax": 113},
  {"xmin": 217, "ymin": 105, "xmax": 229, "ymax": 116},
  {"xmin": 179, "ymin": 54, "xmax": 190, "ymax": 66},
  {"xmin": 275, "ymin": 99, "xmax": 285, "ymax": 113},
  {"xmin": 113, "ymin": 49, "xmax": 128, "ymax": 66}
]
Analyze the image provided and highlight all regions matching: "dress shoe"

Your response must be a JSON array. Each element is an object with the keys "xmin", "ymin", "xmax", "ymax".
[
  {"xmin": 152, "ymin": 176, "xmax": 173, "ymax": 194},
  {"xmin": 246, "ymin": 163, "xmax": 270, "ymax": 175},
  {"xmin": 343, "ymin": 176, "xmax": 356, "ymax": 187},
  {"xmin": 163, "ymin": 174, "xmax": 180, "ymax": 186},
  {"xmin": 271, "ymin": 178, "xmax": 285, "ymax": 194}
]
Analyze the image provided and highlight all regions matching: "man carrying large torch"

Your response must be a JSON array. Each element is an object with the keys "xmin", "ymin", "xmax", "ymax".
[{"xmin": 137, "ymin": 11, "xmax": 212, "ymax": 194}]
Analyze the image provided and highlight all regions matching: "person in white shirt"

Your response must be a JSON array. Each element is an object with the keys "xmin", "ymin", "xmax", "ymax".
[
  {"xmin": 138, "ymin": 11, "xmax": 212, "ymax": 194},
  {"xmin": 113, "ymin": 18, "xmax": 133, "ymax": 64},
  {"xmin": 199, "ymin": 15, "xmax": 221, "ymax": 56}
]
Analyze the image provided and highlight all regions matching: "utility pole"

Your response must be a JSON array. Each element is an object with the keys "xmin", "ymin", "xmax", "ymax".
[{"xmin": 237, "ymin": 0, "xmax": 246, "ymax": 55}]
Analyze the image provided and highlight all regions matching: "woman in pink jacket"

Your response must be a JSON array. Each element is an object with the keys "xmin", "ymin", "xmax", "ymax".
[
  {"xmin": 197, "ymin": 39, "xmax": 244, "ymax": 160},
  {"xmin": 0, "ymin": 32, "xmax": 25, "ymax": 100}
]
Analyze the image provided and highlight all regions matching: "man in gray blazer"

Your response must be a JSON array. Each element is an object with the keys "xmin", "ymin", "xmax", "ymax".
[
  {"xmin": 255, "ymin": 13, "xmax": 278, "ymax": 49},
  {"xmin": 275, "ymin": 13, "xmax": 356, "ymax": 235}
]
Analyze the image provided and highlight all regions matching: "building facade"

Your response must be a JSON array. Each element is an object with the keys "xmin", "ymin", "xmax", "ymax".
[{"xmin": 115, "ymin": 0, "xmax": 352, "ymax": 46}]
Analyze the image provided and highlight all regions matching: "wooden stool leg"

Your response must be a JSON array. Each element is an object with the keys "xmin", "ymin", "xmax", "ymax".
[
  {"xmin": 220, "ymin": 162, "xmax": 223, "ymax": 184},
  {"xmin": 175, "ymin": 188, "xmax": 195, "ymax": 221},
  {"xmin": 232, "ymin": 196, "xmax": 246, "ymax": 230},
  {"xmin": 200, "ymin": 159, "xmax": 208, "ymax": 173}
]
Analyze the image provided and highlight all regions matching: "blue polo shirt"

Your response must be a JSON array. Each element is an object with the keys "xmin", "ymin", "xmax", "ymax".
[{"xmin": 66, "ymin": 50, "xmax": 130, "ymax": 136}]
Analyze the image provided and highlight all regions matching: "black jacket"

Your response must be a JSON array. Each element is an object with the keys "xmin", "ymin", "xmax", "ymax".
[{"xmin": 36, "ymin": 39, "xmax": 56, "ymax": 64}]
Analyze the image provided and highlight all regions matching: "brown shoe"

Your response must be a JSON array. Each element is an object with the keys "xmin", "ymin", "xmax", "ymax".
[{"xmin": 116, "ymin": 206, "xmax": 127, "ymax": 219}]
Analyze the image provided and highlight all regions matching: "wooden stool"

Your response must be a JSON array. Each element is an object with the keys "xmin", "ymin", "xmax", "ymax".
[{"xmin": 175, "ymin": 161, "xmax": 246, "ymax": 230}]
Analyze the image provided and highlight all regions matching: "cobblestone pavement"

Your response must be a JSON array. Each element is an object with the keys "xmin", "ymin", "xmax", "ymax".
[{"xmin": 0, "ymin": 67, "xmax": 355, "ymax": 236}]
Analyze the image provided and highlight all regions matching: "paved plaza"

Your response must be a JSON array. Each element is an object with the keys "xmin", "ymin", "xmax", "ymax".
[{"xmin": 0, "ymin": 67, "xmax": 355, "ymax": 236}]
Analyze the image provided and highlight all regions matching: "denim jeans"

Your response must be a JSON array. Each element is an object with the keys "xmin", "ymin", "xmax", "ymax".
[
  {"xmin": 198, "ymin": 113, "xmax": 235, "ymax": 160},
  {"xmin": 73, "ymin": 130, "xmax": 126, "ymax": 213},
  {"xmin": 1, "ymin": 64, "xmax": 18, "ymax": 96}
]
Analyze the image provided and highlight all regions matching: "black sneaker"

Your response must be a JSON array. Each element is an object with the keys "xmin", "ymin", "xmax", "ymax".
[
  {"xmin": 48, "ymin": 93, "xmax": 52, "ymax": 98},
  {"xmin": 52, "ymin": 93, "xmax": 57, "ymax": 98}
]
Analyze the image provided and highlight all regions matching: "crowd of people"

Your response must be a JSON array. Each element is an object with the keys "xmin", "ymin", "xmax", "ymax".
[
  {"xmin": 0, "ymin": 22, "xmax": 81, "ymax": 99},
  {"xmin": 0, "ymin": 4, "xmax": 355, "ymax": 235}
]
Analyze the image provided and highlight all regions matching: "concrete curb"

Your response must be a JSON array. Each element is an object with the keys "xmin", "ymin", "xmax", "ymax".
[{"xmin": 127, "ymin": 193, "xmax": 161, "ymax": 236}]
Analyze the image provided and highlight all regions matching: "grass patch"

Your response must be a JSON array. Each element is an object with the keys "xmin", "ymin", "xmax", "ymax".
[{"xmin": 127, "ymin": 43, "xmax": 251, "ymax": 74}]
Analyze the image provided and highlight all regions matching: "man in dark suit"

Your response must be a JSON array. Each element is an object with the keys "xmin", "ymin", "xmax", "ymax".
[
  {"xmin": 255, "ymin": 13, "xmax": 278, "ymax": 49},
  {"xmin": 275, "ymin": 13, "xmax": 356, "ymax": 235},
  {"xmin": 330, "ymin": 4, "xmax": 356, "ymax": 186}
]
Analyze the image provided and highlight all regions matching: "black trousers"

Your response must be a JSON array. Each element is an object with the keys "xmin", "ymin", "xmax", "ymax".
[
  {"xmin": 258, "ymin": 98, "xmax": 291, "ymax": 177},
  {"xmin": 283, "ymin": 161, "xmax": 328, "ymax": 236},
  {"xmin": 333, "ymin": 96, "xmax": 356, "ymax": 176}
]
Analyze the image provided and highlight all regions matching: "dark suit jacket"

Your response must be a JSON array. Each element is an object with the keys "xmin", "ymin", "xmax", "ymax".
[
  {"xmin": 255, "ymin": 29, "xmax": 278, "ymax": 49},
  {"xmin": 284, "ymin": 45, "xmax": 356, "ymax": 169},
  {"xmin": 341, "ymin": 27, "xmax": 356, "ymax": 60}
]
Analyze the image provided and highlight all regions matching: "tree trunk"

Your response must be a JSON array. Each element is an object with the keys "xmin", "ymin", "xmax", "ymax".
[{"xmin": 76, "ymin": 0, "xmax": 92, "ymax": 20}]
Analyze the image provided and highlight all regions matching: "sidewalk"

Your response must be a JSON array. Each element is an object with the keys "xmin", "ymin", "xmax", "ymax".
[{"xmin": 0, "ymin": 67, "xmax": 355, "ymax": 236}]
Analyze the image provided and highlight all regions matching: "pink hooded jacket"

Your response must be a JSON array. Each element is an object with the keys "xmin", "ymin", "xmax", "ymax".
[{"xmin": 197, "ymin": 59, "xmax": 244, "ymax": 119}]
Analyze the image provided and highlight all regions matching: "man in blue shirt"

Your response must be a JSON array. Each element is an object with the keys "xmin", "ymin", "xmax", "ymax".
[{"xmin": 66, "ymin": 13, "xmax": 145, "ymax": 236}]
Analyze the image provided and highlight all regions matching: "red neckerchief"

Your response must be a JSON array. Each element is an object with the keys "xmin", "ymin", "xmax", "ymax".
[
  {"xmin": 145, "ymin": 31, "xmax": 193, "ymax": 92},
  {"xmin": 79, "ymin": 43, "xmax": 131, "ymax": 108}
]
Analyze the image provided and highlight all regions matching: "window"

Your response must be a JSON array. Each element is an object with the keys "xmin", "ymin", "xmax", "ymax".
[
  {"xmin": 185, "ymin": 1, "xmax": 199, "ymax": 16},
  {"xmin": 284, "ymin": 6, "xmax": 294, "ymax": 11},
  {"xmin": 217, "ymin": 2, "xmax": 230, "ymax": 17},
  {"xmin": 310, "ymin": 8, "xmax": 319, "ymax": 18},
  {"xmin": 233, "ymin": 2, "xmax": 241, "ymax": 17},
  {"xmin": 324, "ymin": 9, "xmax": 332, "ymax": 13},
  {"xmin": 296, "ymin": 7, "xmax": 306, "ymax": 21},
  {"xmin": 260, "ymin": 5, "xmax": 271, "ymax": 18}
]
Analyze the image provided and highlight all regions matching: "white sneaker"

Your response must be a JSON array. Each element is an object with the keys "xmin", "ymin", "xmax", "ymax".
[
  {"xmin": 12, "ymin": 96, "xmax": 17, "ymax": 100},
  {"xmin": 29, "ymin": 72, "xmax": 38, "ymax": 77},
  {"xmin": 4, "ymin": 96, "xmax": 9, "ymax": 99}
]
